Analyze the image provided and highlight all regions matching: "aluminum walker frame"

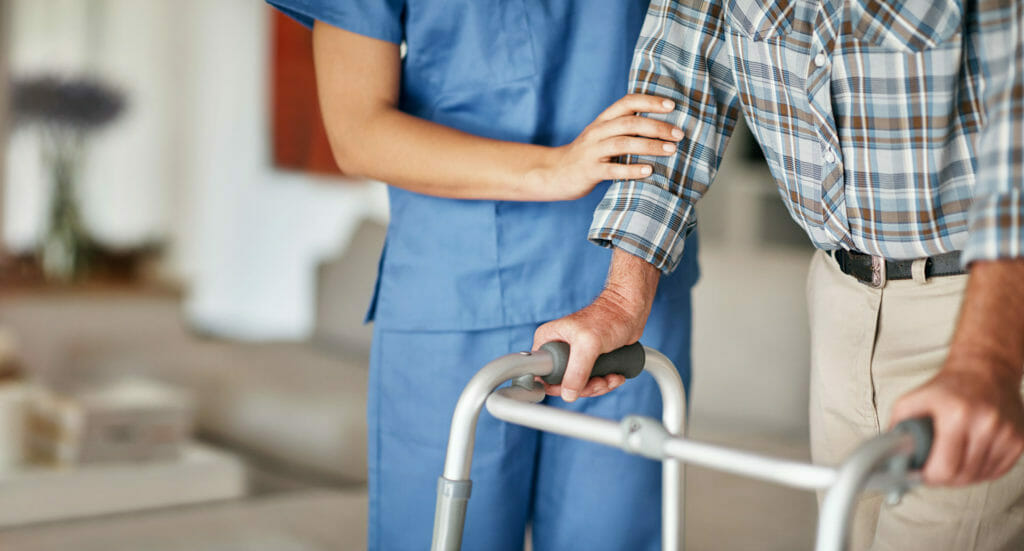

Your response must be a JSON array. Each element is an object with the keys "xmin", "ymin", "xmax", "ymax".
[{"xmin": 431, "ymin": 342, "xmax": 933, "ymax": 551}]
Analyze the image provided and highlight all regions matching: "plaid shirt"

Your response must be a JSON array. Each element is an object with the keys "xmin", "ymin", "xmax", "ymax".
[{"xmin": 590, "ymin": 0, "xmax": 1024, "ymax": 273}]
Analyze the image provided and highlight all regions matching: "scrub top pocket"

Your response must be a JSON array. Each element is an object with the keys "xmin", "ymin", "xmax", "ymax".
[{"xmin": 405, "ymin": 0, "xmax": 537, "ymax": 96}]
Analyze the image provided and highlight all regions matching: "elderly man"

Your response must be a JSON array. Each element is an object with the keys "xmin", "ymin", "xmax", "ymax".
[{"xmin": 535, "ymin": 1, "xmax": 1024, "ymax": 549}]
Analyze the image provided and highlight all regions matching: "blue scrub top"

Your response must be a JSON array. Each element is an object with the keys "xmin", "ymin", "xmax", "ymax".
[{"xmin": 270, "ymin": 0, "xmax": 700, "ymax": 331}]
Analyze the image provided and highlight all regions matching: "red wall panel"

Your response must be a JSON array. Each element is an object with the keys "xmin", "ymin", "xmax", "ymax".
[{"xmin": 271, "ymin": 10, "xmax": 342, "ymax": 176}]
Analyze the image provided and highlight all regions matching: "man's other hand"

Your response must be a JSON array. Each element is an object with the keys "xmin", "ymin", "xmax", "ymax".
[
  {"xmin": 890, "ymin": 361, "xmax": 1024, "ymax": 486},
  {"xmin": 890, "ymin": 259, "xmax": 1024, "ymax": 486}
]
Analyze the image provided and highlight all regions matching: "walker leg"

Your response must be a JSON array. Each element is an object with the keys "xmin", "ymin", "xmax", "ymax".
[{"xmin": 431, "ymin": 477, "xmax": 473, "ymax": 551}]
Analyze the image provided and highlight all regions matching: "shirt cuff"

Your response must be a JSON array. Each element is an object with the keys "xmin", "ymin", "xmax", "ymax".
[
  {"xmin": 588, "ymin": 180, "xmax": 697, "ymax": 274},
  {"xmin": 962, "ymin": 189, "xmax": 1024, "ymax": 266}
]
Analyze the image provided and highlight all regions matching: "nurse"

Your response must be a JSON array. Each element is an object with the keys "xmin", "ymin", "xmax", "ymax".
[{"xmin": 268, "ymin": 2, "xmax": 700, "ymax": 550}]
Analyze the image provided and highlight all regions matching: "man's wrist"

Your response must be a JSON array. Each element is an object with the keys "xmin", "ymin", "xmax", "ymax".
[
  {"xmin": 604, "ymin": 248, "xmax": 660, "ymax": 316},
  {"xmin": 944, "ymin": 349, "xmax": 1023, "ymax": 387},
  {"xmin": 945, "ymin": 259, "xmax": 1024, "ymax": 383}
]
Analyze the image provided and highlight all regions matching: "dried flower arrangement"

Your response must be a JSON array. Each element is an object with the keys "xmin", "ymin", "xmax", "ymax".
[{"xmin": 9, "ymin": 76, "xmax": 127, "ymax": 282}]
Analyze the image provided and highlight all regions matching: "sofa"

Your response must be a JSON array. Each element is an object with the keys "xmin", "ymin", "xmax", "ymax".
[{"xmin": 0, "ymin": 220, "xmax": 387, "ymax": 485}]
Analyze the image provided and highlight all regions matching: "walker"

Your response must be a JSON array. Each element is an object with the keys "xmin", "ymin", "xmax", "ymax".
[{"xmin": 430, "ymin": 342, "xmax": 933, "ymax": 551}]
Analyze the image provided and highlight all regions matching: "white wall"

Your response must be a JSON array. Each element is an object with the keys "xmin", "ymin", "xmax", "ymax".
[
  {"xmin": 3, "ymin": 0, "xmax": 386, "ymax": 340},
  {"xmin": 171, "ymin": 0, "xmax": 387, "ymax": 340},
  {"xmin": 0, "ymin": 0, "xmax": 10, "ymax": 239},
  {"xmin": 5, "ymin": 0, "xmax": 184, "ymax": 250},
  {"xmin": 688, "ymin": 128, "xmax": 813, "ymax": 436},
  {"xmin": 5, "ymin": 0, "xmax": 92, "ymax": 251}
]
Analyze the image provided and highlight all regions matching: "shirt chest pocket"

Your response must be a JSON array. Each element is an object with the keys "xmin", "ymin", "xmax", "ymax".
[
  {"xmin": 409, "ymin": 0, "xmax": 537, "ymax": 94},
  {"xmin": 724, "ymin": 0, "xmax": 797, "ymax": 41},
  {"xmin": 849, "ymin": 0, "xmax": 962, "ymax": 53}
]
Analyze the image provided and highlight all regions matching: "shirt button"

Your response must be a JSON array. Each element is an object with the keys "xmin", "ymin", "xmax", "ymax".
[
  {"xmin": 814, "ymin": 51, "xmax": 827, "ymax": 68},
  {"xmin": 824, "ymin": 148, "xmax": 837, "ymax": 164}
]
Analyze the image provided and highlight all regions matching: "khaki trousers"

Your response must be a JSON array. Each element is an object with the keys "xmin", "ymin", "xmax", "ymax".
[{"xmin": 807, "ymin": 250, "xmax": 1024, "ymax": 551}]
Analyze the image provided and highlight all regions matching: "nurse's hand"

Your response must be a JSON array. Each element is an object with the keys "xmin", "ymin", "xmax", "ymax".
[
  {"xmin": 529, "ymin": 94, "xmax": 682, "ymax": 201},
  {"xmin": 533, "ymin": 249, "xmax": 661, "ymax": 402}
]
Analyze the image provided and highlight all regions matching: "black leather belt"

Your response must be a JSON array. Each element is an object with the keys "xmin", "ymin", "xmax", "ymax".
[{"xmin": 831, "ymin": 249, "xmax": 965, "ymax": 288}]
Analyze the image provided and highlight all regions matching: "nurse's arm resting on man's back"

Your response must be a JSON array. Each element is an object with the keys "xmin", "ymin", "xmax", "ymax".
[
  {"xmin": 536, "ymin": 251, "xmax": 1024, "ymax": 487},
  {"xmin": 312, "ymin": 21, "xmax": 683, "ymax": 203}
]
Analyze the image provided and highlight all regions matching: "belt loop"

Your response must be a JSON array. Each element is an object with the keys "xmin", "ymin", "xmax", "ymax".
[{"xmin": 911, "ymin": 258, "xmax": 928, "ymax": 284}]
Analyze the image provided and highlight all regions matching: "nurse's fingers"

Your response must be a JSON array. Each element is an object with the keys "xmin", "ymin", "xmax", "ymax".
[
  {"xmin": 599, "ymin": 136, "xmax": 676, "ymax": 160},
  {"xmin": 599, "ymin": 162, "xmax": 655, "ymax": 181},
  {"xmin": 588, "ymin": 115, "xmax": 683, "ymax": 143},
  {"xmin": 594, "ymin": 93, "xmax": 676, "ymax": 123}
]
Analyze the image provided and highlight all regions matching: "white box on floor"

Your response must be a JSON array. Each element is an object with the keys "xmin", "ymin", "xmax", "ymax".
[{"xmin": 0, "ymin": 442, "xmax": 246, "ymax": 528}]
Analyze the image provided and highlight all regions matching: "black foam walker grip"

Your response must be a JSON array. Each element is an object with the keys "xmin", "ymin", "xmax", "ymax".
[{"xmin": 539, "ymin": 341, "xmax": 646, "ymax": 386}]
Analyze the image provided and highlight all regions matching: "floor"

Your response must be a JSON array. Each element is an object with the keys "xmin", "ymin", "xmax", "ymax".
[
  {"xmin": 0, "ymin": 490, "xmax": 367, "ymax": 551},
  {"xmin": 682, "ymin": 428, "xmax": 817, "ymax": 551},
  {"xmin": 0, "ymin": 429, "xmax": 818, "ymax": 551}
]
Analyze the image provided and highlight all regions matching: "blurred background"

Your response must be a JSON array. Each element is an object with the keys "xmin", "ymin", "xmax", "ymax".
[{"xmin": 0, "ymin": 1, "xmax": 819, "ymax": 549}]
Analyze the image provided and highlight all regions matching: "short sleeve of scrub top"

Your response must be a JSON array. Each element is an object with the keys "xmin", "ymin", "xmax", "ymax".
[{"xmin": 267, "ymin": 0, "xmax": 404, "ymax": 44}]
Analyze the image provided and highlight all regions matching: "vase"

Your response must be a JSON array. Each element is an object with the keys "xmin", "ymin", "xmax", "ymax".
[{"xmin": 40, "ymin": 151, "xmax": 89, "ymax": 283}]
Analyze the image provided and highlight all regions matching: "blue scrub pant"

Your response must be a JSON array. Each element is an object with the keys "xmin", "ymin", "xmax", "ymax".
[{"xmin": 367, "ymin": 297, "xmax": 692, "ymax": 551}]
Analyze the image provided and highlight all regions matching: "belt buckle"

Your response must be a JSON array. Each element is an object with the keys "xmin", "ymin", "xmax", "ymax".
[{"xmin": 869, "ymin": 255, "xmax": 887, "ymax": 288}]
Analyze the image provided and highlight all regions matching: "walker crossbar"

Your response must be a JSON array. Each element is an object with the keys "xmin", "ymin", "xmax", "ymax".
[{"xmin": 430, "ymin": 345, "xmax": 931, "ymax": 551}]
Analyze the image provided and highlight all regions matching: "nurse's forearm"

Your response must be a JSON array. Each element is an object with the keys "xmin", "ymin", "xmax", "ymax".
[
  {"xmin": 313, "ymin": 23, "xmax": 556, "ymax": 200},
  {"xmin": 335, "ymin": 107, "xmax": 559, "ymax": 201},
  {"xmin": 312, "ymin": 21, "xmax": 679, "ymax": 202}
]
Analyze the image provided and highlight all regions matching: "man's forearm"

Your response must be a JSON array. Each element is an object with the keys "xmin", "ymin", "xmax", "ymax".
[
  {"xmin": 890, "ymin": 259, "xmax": 1024, "ymax": 485},
  {"xmin": 948, "ymin": 259, "xmax": 1024, "ymax": 381},
  {"xmin": 602, "ymin": 247, "xmax": 662, "ymax": 322}
]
